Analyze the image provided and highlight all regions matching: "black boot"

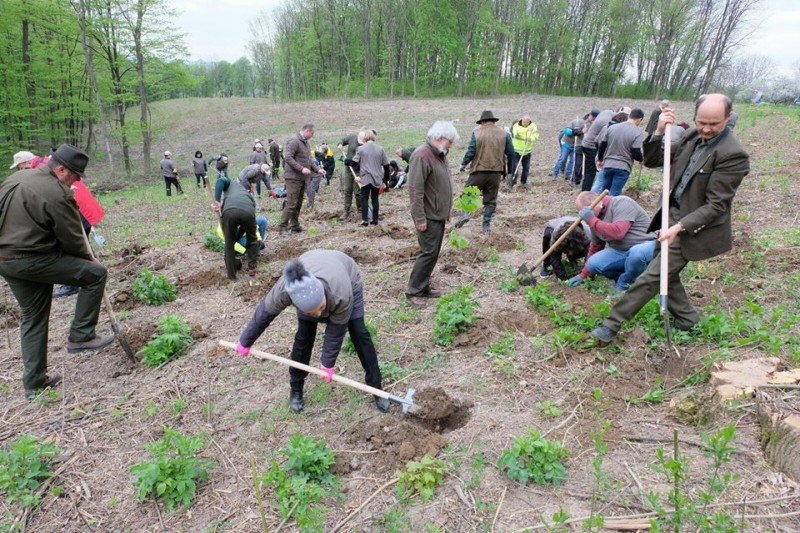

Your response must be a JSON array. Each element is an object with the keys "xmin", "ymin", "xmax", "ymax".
[
  {"xmin": 482, "ymin": 205, "xmax": 496, "ymax": 233},
  {"xmin": 375, "ymin": 396, "xmax": 390, "ymax": 413},
  {"xmin": 290, "ymin": 390, "xmax": 304, "ymax": 413}
]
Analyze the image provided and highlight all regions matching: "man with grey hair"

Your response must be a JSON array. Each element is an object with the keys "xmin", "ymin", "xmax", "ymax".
[
  {"xmin": 592, "ymin": 94, "xmax": 749, "ymax": 344},
  {"xmin": 406, "ymin": 120, "xmax": 458, "ymax": 306},
  {"xmin": 160, "ymin": 150, "xmax": 183, "ymax": 196},
  {"xmin": 279, "ymin": 123, "xmax": 326, "ymax": 234}
]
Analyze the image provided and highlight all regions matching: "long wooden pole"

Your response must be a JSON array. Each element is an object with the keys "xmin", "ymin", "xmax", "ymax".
[{"xmin": 660, "ymin": 126, "xmax": 672, "ymax": 345}]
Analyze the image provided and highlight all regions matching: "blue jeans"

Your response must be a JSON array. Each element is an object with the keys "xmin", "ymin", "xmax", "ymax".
[
  {"xmin": 552, "ymin": 144, "xmax": 574, "ymax": 180},
  {"xmin": 237, "ymin": 216, "xmax": 267, "ymax": 246},
  {"xmin": 586, "ymin": 240, "xmax": 656, "ymax": 291},
  {"xmin": 591, "ymin": 167, "xmax": 630, "ymax": 196},
  {"xmin": 255, "ymin": 173, "xmax": 272, "ymax": 196}
]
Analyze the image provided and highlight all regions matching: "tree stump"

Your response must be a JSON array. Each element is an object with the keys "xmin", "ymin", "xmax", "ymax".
[{"xmin": 757, "ymin": 388, "xmax": 800, "ymax": 481}]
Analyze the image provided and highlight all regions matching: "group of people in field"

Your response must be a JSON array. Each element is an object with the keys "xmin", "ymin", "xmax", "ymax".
[{"xmin": 1, "ymin": 94, "xmax": 748, "ymax": 422}]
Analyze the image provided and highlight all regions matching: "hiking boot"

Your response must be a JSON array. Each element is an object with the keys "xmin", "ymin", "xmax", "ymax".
[
  {"xmin": 360, "ymin": 221, "xmax": 369, "ymax": 227},
  {"xmin": 539, "ymin": 267, "xmax": 551, "ymax": 277},
  {"xmin": 591, "ymin": 325, "xmax": 617, "ymax": 344},
  {"xmin": 54, "ymin": 285, "xmax": 79, "ymax": 298},
  {"xmin": 674, "ymin": 321, "xmax": 698, "ymax": 332},
  {"xmin": 424, "ymin": 289, "xmax": 443, "ymax": 298},
  {"xmin": 370, "ymin": 220, "xmax": 378, "ymax": 226},
  {"xmin": 375, "ymin": 396, "xmax": 390, "ymax": 413},
  {"xmin": 67, "ymin": 333, "xmax": 115, "ymax": 354},
  {"xmin": 454, "ymin": 212, "xmax": 470, "ymax": 228},
  {"xmin": 289, "ymin": 390, "xmax": 304, "ymax": 413},
  {"xmin": 407, "ymin": 295, "xmax": 427, "ymax": 307},
  {"xmin": 521, "ymin": 183, "xmax": 529, "ymax": 191},
  {"xmin": 482, "ymin": 221, "xmax": 491, "ymax": 233},
  {"xmin": 290, "ymin": 226, "xmax": 304, "ymax": 233},
  {"xmin": 24, "ymin": 374, "xmax": 62, "ymax": 400}
]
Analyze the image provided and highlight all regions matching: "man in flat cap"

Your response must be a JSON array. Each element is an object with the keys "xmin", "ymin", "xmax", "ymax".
[
  {"xmin": 457, "ymin": 110, "xmax": 515, "ymax": 233},
  {"xmin": 0, "ymin": 143, "xmax": 114, "ymax": 399}
]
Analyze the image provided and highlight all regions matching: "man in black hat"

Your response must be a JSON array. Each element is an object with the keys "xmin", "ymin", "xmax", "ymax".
[
  {"xmin": 0, "ymin": 143, "xmax": 114, "ymax": 399},
  {"xmin": 457, "ymin": 110, "xmax": 514, "ymax": 232}
]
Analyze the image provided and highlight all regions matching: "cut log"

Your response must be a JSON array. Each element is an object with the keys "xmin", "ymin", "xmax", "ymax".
[
  {"xmin": 757, "ymin": 389, "xmax": 800, "ymax": 482},
  {"xmin": 710, "ymin": 357, "xmax": 780, "ymax": 404}
]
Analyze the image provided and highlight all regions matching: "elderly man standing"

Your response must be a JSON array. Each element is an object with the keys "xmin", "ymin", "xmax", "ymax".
[
  {"xmin": 0, "ymin": 144, "xmax": 114, "ymax": 398},
  {"xmin": 9, "ymin": 151, "xmax": 37, "ymax": 171},
  {"xmin": 279, "ymin": 123, "xmax": 326, "ymax": 234},
  {"xmin": 250, "ymin": 142, "xmax": 271, "ymax": 197},
  {"xmin": 160, "ymin": 150, "xmax": 183, "ymax": 196},
  {"xmin": 592, "ymin": 94, "xmax": 750, "ymax": 343},
  {"xmin": 457, "ymin": 110, "xmax": 515, "ymax": 233},
  {"xmin": 406, "ymin": 121, "xmax": 459, "ymax": 306}
]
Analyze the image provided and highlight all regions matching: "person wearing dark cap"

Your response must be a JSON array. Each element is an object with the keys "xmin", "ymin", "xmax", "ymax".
[
  {"xmin": 0, "ymin": 143, "xmax": 114, "ymax": 399},
  {"xmin": 235, "ymin": 249, "xmax": 388, "ymax": 413},
  {"xmin": 456, "ymin": 110, "xmax": 515, "ymax": 233}
]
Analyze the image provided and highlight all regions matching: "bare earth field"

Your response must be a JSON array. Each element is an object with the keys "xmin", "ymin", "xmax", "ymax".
[{"xmin": 1, "ymin": 95, "xmax": 799, "ymax": 531}]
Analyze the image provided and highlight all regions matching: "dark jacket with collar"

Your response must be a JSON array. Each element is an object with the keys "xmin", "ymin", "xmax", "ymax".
[{"xmin": 642, "ymin": 127, "xmax": 749, "ymax": 261}]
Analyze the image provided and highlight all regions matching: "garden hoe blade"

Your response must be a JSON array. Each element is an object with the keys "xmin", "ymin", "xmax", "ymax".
[{"xmin": 660, "ymin": 127, "xmax": 673, "ymax": 352}]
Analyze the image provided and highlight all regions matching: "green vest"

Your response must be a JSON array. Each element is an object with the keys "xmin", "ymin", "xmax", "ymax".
[{"xmin": 222, "ymin": 180, "xmax": 256, "ymax": 215}]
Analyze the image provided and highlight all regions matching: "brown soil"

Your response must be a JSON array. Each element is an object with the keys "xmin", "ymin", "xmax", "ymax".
[
  {"xmin": 409, "ymin": 387, "xmax": 473, "ymax": 433},
  {"xmin": 177, "ymin": 268, "xmax": 229, "ymax": 290},
  {"xmin": 110, "ymin": 288, "xmax": 137, "ymax": 311},
  {"xmin": 347, "ymin": 416, "xmax": 447, "ymax": 472}
]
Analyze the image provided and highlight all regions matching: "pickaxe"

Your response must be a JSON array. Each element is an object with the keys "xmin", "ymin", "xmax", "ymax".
[{"xmin": 218, "ymin": 340, "xmax": 416, "ymax": 413}]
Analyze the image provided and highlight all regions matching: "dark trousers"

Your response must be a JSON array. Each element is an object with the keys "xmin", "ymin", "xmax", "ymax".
[
  {"xmin": 465, "ymin": 170, "xmax": 502, "ymax": 208},
  {"xmin": 278, "ymin": 179, "xmax": 305, "ymax": 229},
  {"xmin": 222, "ymin": 208, "xmax": 257, "ymax": 279},
  {"xmin": 580, "ymin": 147, "xmax": 598, "ymax": 192},
  {"xmin": 0, "ymin": 253, "xmax": 107, "ymax": 390},
  {"xmin": 271, "ymin": 157, "xmax": 281, "ymax": 179},
  {"xmin": 164, "ymin": 176, "xmax": 183, "ymax": 196},
  {"xmin": 324, "ymin": 167, "xmax": 334, "ymax": 185},
  {"xmin": 572, "ymin": 146, "xmax": 584, "ymax": 184},
  {"xmin": 289, "ymin": 317, "xmax": 382, "ymax": 392},
  {"xmin": 342, "ymin": 169, "xmax": 362, "ymax": 214},
  {"xmin": 360, "ymin": 184, "xmax": 380, "ymax": 222},
  {"xmin": 195, "ymin": 173, "xmax": 207, "ymax": 187},
  {"xmin": 406, "ymin": 219, "xmax": 445, "ymax": 297},
  {"xmin": 510, "ymin": 152, "xmax": 531, "ymax": 184},
  {"xmin": 603, "ymin": 208, "xmax": 699, "ymax": 332}
]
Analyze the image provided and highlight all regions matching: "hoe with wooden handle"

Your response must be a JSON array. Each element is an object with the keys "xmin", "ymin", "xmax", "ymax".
[
  {"xmin": 660, "ymin": 126, "xmax": 673, "ymax": 348},
  {"xmin": 218, "ymin": 340, "xmax": 416, "ymax": 413}
]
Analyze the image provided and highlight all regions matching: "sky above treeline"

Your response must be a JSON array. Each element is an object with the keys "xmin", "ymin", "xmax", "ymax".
[{"xmin": 171, "ymin": 0, "xmax": 800, "ymax": 77}]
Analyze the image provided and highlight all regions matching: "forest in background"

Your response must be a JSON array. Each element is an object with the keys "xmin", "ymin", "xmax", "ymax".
[{"xmin": 0, "ymin": 0, "xmax": 788, "ymax": 181}]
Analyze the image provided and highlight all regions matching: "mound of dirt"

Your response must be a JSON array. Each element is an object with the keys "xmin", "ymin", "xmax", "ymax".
[
  {"xmin": 117, "ymin": 243, "xmax": 149, "ymax": 259},
  {"xmin": 378, "ymin": 223, "xmax": 414, "ymax": 240},
  {"xmin": 349, "ymin": 417, "xmax": 446, "ymax": 472},
  {"xmin": 177, "ymin": 268, "xmax": 228, "ymax": 290},
  {"xmin": 237, "ymin": 271, "xmax": 281, "ymax": 302},
  {"xmin": 389, "ymin": 245, "xmax": 418, "ymax": 263},
  {"xmin": 342, "ymin": 244, "xmax": 379, "ymax": 265},
  {"xmin": 110, "ymin": 288, "xmax": 137, "ymax": 311},
  {"xmin": 410, "ymin": 387, "xmax": 473, "ymax": 432},
  {"xmin": 271, "ymin": 240, "xmax": 309, "ymax": 261}
]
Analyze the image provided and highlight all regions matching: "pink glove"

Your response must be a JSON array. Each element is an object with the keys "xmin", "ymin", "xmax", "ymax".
[
  {"xmin": 320, "ymin": 365, "xmax": 335, "ymax": 384},
  {"xmin": 235, "ymin": 342, "xmax": 250, "ymax": 357}
]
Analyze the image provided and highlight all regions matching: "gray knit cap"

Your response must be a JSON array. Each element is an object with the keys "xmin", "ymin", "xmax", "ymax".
[{"xmin": 284, "ymin": 259, "xmax": 325, "ymax": 312}]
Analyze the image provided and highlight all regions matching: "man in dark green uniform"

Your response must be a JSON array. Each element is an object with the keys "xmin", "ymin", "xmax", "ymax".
[{"xmin": 0, "ymin": 144, "xmax": 114, "ymax": 398}]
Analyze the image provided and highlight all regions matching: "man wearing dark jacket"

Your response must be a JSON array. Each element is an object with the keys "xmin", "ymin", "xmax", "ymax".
[
  {"xmin": 160, "ymin": 151, "xmax": 183, "ymax": 196},
  {"xmin": 235, "ymin": 250, "xmax": 389, "ymax": 413},
  {"xmin": 279, "ymin": 124, "xmax": 326, "ymax": 234},
  {"xmin": 338, "ymin": 132, "xmax": 364, "ymax": 219},
  {"xmin": 268, "ymin": 139, "xmax": 281, "ymax": 179},
  {"xmin": 406, "ymin": 121, "xmax": 458, "ymax": 305},
  {"xmin": 457, "ymin": 110, "xmax": 515, "ymax": 233},
  {"xmin": 0, "ymin": 144, "xmax": 114, "ymax": 398},
  {"xmin": 592, "ymin": 94, "xmax": 750, "ymax": 343}
]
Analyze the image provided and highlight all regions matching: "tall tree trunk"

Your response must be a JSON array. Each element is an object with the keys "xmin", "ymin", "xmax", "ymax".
[
  {"xmin": 22, "ymin": 18, "xmax": 37, "ymax": 143},
  {"xmin": 134, "ymin": 0, "xmax": 151, "ymax": 176}
]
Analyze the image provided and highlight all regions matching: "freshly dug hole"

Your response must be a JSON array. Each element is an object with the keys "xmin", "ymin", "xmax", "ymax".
[{"xmin": 410, "ymin": 387, "xmax": 473, "ymax": 433}]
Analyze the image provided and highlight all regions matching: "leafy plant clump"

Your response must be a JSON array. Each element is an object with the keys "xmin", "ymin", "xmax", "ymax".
[
  {"xmin": 203, "ymin": 232, "xmax": 224, "ymax": 253},
  {"xmin": 261, "ymin": 434, "xmax": 337, "ymax": 532},
  {"xmin": 139, "ymin": 315, "xmax": 193, "ymax": 367},
  {"xmin": 499, "ymin": 430, "xmax": 569, "ymax": 485},
  {"xmin": 133, "ymin": 268, "xmax": 177, "ymax": 306},
  {"xmin": 448, "ymin": 230, "xmax": 469, "ymax": 249},
  {"xmin": 129, "ymin": 429, "xmax": 214, "ymax": 510},
  {"xmin": 0, "ymin": 435, "xmax": 59, "ymax": 508},
  {"xmin": 396, "ymin": 455, "xmax": 447, "ymax": 502},
  {"xmin": 453, "ymin": 185, "xmax": 481, "ymax": 213},
  {"xmin": 432, "ymin": 285, "xmax": 480, "ymax": 346}
]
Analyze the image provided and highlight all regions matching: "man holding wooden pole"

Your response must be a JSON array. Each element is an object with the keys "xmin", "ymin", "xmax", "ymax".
[{"xmin": 592, "ymin": 94, "xmax": 750, "ymax": 344}]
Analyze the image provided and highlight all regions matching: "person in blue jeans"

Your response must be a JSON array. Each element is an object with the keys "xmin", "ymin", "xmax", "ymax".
[
  {"xmin": 591, "ymin": 109, "xmax": 644, "ymax": 196},
  {"xmin": 566, "ymin": 191, "xmax": 656, "ymax": 292},
  {"xmin": 553, "ymin": 117, "xmax": 584, "ymax": 181}
]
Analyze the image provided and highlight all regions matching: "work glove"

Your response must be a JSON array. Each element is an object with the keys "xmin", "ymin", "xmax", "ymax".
[
  {"xmin": 578, "ymin": 206, "xmax": 595, "ymax": 221},
  {"xmin": 337, "ymin": 155, "xmax": 345, "ymax": 162},
  {"xmin": 235, "ymin": 342, "xmax": 250, "ymax": 356},
  {"xmin": 458, "ymin": 164, "xmax": 466, "ymax": 172},
  {"xmin": 567, "ymin": 275, "xmax": 584, "ymax": 287},
  {"xmin": 320, "ymin": 365, "xmax": 335, "ymax": 384}
]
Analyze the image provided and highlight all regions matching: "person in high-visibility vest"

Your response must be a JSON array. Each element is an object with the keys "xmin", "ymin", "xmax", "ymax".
[{"xmin": 508, "ymin": 115, "xmax": 539, "ymax": 189}]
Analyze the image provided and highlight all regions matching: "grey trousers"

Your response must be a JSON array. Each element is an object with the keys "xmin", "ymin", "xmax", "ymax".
[{"xmin": 406, "ymin": 219, "xmax": 445, "ymax": 297}]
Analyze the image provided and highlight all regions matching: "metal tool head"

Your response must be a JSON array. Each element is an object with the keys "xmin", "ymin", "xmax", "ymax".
[{"xmin": 401, "ymin": 388, "xmax": 416, "ymax": 414}]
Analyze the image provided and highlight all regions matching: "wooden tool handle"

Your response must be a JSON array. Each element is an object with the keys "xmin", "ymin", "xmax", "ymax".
[
  {"xmin": 531, "ymin": 189, "xmax": 609, "ymax": 269},
  {"xmin": 218, "ymin": 340, "xmax": 391, "ymax": 400},
  {"xmin": 78, "ymin": 217, "xmax": 120, "ymax": 326},
  {"xmin": 206, "ymin": 174, "xmax": 221, "ymax": 220},
  {"xmin": 659, "ymin": 127, "xmax": 671, "ymax": 311},
  {"xmin": 339, "ymin": 147, "xmax": 359, "ymax": 180}
]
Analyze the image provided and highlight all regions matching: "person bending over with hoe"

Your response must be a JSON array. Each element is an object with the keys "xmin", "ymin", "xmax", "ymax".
[
  {"xmin": 235, "ymin": 249, "xmax": 389, "ymax": 414},
  {"xmin": 539, "ymin": 217, "xmax": 592, "ymax": 280}
]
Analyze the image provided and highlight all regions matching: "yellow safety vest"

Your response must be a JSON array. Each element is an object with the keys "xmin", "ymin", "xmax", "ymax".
[{"xmin": 511, "ymin": 122, "xmax": 539, "ymax": 155}]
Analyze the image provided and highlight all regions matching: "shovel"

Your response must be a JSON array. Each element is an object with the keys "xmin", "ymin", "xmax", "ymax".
[
  {"xmin": 78, "ymin": 217, "xmax": 137, "ymax": 362},
  {"xmin": 660, "ymin": 127, "xmax": 673, "ymax": 348},
  {"xmin": 218, "ymin": 340, "xmax": 416, "ymax": 412},
  {"xmin": 525, "ymin": 189, "xmax": 609, "ymax": 273}
]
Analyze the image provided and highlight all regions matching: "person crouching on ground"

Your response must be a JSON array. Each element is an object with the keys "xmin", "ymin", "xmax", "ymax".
[
  {"xmin": 346, "ymin": 130, "xmax": 389, "ymax": 227},
  {"xmin": 235, "ymin": 249, "xmax": 389, "ymax": 413},
  {"xmin": 213, "ymin": 164, "xmax": 268, "ymax": 279},
  {"xmin": 566, "ymin": 191, "xmax": 656, "ymax": 293},
  {"xmin": 540, "ymin": 217, "xmax": 592, "ymax": 280}
]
